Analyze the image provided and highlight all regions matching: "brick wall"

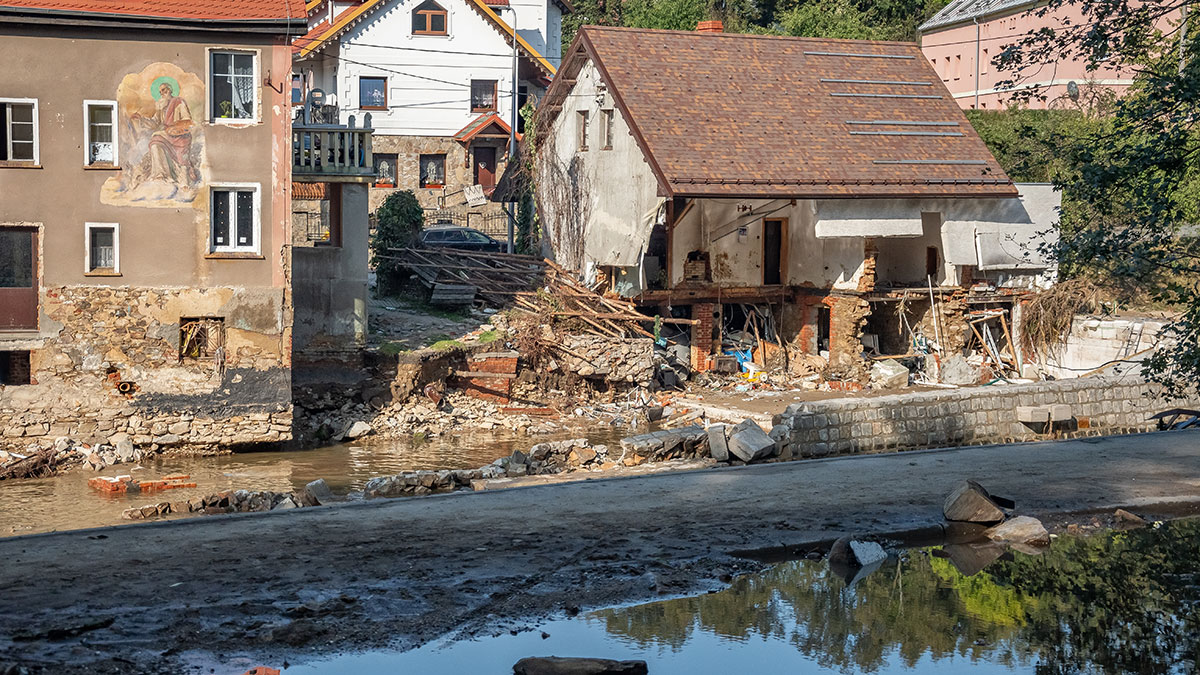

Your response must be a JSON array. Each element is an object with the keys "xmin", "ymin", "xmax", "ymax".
[
  {"xmin": 774, "ymin": 375, "xmax": 1199, "ymax": 459},
  {"xmin": 690, "ymin": 303, "xmax": 715, "ymax": 371}
]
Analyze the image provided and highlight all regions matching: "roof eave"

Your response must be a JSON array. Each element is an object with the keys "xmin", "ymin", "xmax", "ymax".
[{"xmin": 0, "ymin": 6, "xmax": 304, "ymax": 31}]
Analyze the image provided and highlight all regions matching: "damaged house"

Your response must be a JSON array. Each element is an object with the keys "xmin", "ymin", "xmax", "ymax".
[
  {"xmin": 535, "ymin": 24, "xmax": 1058, "ymax": 378},
  {"xmin": 0, "ymin": 0, "xmax": 304, "ymax": 449}
]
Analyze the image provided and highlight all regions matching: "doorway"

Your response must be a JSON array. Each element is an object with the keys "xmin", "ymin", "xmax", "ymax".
[
  {"xmin": 0, "ymin": 227, "xmax": 37, "ymax": 331},
  {"xmin": 763, "ymin": 218, "xmax": 785, "ymax": 285},
  {"xmin": 473, "ymin": 146, "xmax": 497, "ymax": 191}
]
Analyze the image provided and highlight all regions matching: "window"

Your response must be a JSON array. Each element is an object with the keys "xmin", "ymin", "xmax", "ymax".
[
  {"xmin": 210, "ymin": 185, "xmax": 260, "ymax": 253},
  {"xmin": 0, "ymin": 99, "xmax": 38, "ymax": 163},
  {"xmin": 413, "ymin": 0, "xmax": 447, "ymax": 35},
  {"xmin": 291, "ymin": 74, "xmax": 303, "ymax": 105},
  {"xmin": 179, "ymin": 317, "xmax": 224, "ymax": 360},
  {"xmin": 420, "ymin": 154, "xmax": 445, "ymax": 188},
  {"xmin": 577, "ymin": 110, "xmax": 589, "ymax": 151},
  {"xmin": 600, "ymin": 109, "xmax": 614, "ymax": 150},
  {"xmin": 210, "ymin": 51, "xmax": 256, "ymax": 121},
  {"xmin": 373, "ymin": 153, "xmax": 398, "ymax": 187},
  {"xmin": 359, "ymin": 76, "xmax": 387, "ymax": 110},
  {"xmin": 470, "ymin": 80, "xmax": 497, "ymax": 112},
  {"xmin": 981, "ymin": 48, "xmax": 989, "ymax": 74},
  {"xmin": 0, "ymin": 351, "xmax": 31, "ymax": 386},
  {"xmin": 83, "ymin": 100, "xmax": 118, "ymax": 166},
  {"xmin": 85, "ymin": 223, "xmax": 119, "ymax": 274}
]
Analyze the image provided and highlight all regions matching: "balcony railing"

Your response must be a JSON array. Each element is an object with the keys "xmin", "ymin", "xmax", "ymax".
[{"xmin": 293, "ymin": 120, "xmax": 374, "ymax": 179}]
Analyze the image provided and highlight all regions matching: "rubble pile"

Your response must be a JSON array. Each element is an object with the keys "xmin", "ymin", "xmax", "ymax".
[
  {"xmin": 1, "ymin": 436, "xmax": 150, "ymax": 481},
  {"xmin": 122, "ymin": 489, "xmax": 307, "ymax": 520},
  {"xmin": 555, "ymin": 336, "xmax": 656, "ymax": 386}
]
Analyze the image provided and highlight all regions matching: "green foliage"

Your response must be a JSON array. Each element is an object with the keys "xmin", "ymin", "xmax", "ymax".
[
  {"xmin": 776, "ymin": 0, "xmax": 882, "ymax": 40},
  {"xmin": 370, "ymin": 190, "xmax": 424, "ymax": 294},
  {"xmin": 378, "ymin": 341, "xmax": 409, "ymax": 356},
  {"xmin": 478, "ymin": 329, "xmax": 500, "ymax": 344},
  {"xmin": 428, "ymin": 339, "xmax": 464, "ymax": 351}
]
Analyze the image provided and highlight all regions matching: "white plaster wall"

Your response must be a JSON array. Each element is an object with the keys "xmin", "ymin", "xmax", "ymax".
[
  {"xmin": 670, "ymin": 199, "xmax": 866, "ymax": 290},
  {"xmin": 874, "ymin": 211, "xmax": 955, "ymax": 286},
  {"xmin": 541, "ymin": 60, "xmax": 661, "ymax": 272},
  {"xmin": 300, "ymin": 0, "xmax": 546, "ymax": 138}
]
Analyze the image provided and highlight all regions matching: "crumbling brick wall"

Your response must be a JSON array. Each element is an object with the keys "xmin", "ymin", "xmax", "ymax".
[{"xmin": 1, "ymin": 285, "xmax": 292, "ymax": 453}]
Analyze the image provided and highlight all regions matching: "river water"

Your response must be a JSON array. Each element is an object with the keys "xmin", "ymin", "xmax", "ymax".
[
  {"xmin": 282, "ymin": 517, "xmax": 1200, "ymax": 674},
  {"xmin": 2, "ymin": 427, "xmax": 632, "ymax": 537}
]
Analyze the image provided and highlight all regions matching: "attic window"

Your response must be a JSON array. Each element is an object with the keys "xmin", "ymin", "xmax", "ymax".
[{"xmin": 413, "ymin": 0, "xmax": 447, "ymax": 35}]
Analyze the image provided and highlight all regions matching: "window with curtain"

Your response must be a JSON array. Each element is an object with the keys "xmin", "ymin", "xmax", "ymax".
[{"xmin": 211, "ymin": 51, "xmax": 256, "ymax": 120}]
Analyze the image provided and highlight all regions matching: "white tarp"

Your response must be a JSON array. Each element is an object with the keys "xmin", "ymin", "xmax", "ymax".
[
  {"xmin": 814, "ymin": 200, "xmax": 924, "ymax": 239},
  {"xmin": 585, "ymin": 197, "xmax": 665, "ymax": 267}
]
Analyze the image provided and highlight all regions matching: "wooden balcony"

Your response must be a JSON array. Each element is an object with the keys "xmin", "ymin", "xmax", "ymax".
[{"xmin": 293, "ymin": 122, "xmax": 374, "ymax": 181}]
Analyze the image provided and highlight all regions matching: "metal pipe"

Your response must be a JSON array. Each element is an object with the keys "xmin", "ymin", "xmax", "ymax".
[
  {"xmin": 974, "ymin": 16, "xmax": 981, "ymax": 109},
  {"xmin": 506, "ymin": 6, "xmax": 518, "ymax": 254}
]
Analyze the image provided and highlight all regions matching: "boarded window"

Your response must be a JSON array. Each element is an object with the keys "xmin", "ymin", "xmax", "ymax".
[{"xmin": 179, "ymin": 317, "xmax": 225, "ymax": 360}]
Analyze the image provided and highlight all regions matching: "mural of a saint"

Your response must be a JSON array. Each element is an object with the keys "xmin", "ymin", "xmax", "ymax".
[
  {"xmin": 129, "ymin": 78, "xmax": 199, "ymax": 188},
  {"xmin": 102, "ymin": 64, "xmax": 206, "ymax": 207}
]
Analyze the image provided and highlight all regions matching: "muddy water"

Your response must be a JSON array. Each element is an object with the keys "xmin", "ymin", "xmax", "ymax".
[
  {"xmin": 279, "ymin": 518, "xmax": 1200, "ymax": 674},
  {"xmin": 1, "ymin": 427, "xmax": 632, "ymax": 537}
]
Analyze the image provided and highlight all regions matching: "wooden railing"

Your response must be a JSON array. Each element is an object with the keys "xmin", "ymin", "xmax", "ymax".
[{"xmin": 293, "ymin": 122, "xmax": 373, "ymax": 179}]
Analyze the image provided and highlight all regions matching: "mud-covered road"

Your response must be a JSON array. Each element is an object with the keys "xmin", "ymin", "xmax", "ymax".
[{"xmin": 2, "ymin": 431, "xmax": 1199, "ymax": 674}]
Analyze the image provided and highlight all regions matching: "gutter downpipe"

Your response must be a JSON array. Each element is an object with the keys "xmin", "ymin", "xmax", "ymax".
[{"xmin": 974, "ymin": 16, "xmax": 981, "ymax": 109}]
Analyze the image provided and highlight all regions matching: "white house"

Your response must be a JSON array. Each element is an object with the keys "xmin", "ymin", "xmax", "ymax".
[{"xmin": 293, "ymin": 0, "xmax": 565, "ymax": 221}]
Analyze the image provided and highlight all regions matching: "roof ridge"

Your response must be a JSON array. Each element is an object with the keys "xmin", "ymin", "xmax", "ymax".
[{"xmin": 580, "ymin": 24, "xmax": 921, "ymax": 48}]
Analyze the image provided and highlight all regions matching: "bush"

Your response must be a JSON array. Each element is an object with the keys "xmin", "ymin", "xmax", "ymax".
[{"xmin": 371, "ymin": 190, "xmax": 424, "ymax": 294}]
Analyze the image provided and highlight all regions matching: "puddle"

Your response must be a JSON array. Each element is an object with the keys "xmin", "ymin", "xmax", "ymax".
[
  {"xmin": 273, "ymin": 518, "xmax": 1200, "ymax": 674},
  {"xmin": 1, "ymin": 426, "xmax": 633, "ymax": 536}
]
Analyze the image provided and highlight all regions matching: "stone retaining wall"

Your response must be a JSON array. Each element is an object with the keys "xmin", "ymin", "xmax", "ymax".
[{"xmin": 775, "ymin": 375, "xmax": 1197, "ymax": 459}]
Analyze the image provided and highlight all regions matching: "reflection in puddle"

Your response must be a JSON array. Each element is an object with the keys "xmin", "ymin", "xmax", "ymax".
[
  {"xmin": 1, "ymin": 427, "xmax": 633, "ymax": 536},
  {"xmin": 280, "ymin": 519, "xmax": 1200, "ymax": 674}
]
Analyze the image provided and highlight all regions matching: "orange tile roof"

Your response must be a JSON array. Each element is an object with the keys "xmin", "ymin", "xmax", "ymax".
[
  {"xmin": 291, "ymin": 0, "xmax": 555, "ymax": 76},
  {"xmin": 0, "ymin": 0, "xmax": 304, "ymax": 21},
  {"xmin": 544, "ymin": 27, "xmax": 1016, "ymax": 199}
]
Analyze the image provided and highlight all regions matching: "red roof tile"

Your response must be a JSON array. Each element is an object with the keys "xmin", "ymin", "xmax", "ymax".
[
  {"xmin": 0, "ymin": 0, "xmax": 305, "ymax": 22},
  {"xmin": 545, "ymin": 27, "xmax": 1016, "ymax": 199}
]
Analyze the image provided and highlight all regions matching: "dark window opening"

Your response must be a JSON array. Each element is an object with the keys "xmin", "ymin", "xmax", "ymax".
[
  {"xmin": 470, "ymin": 80, "xmax": 497, "ymax": 113},
  {"xmin": 179, "ymin": 317, "xmax": 225, "ymax": 361},
  {"xmin": 359, "ymin": 76, "xmax": 387, "ymax": 110},
  {"xmin": 763, "ymin": 219, "xmax": 784, "ymax": 285},
  {"xmin": 926, "ymin": 246, "xmax": 940, "ymax": 279},
  {"xmin": 420, "ymin": 154, "xmax": 446, "ymax": 188},
  {"xmin": 642, "ymin": 222, "xmax": 668, "ymax": 290},
  {"xmin": 413, "ymin": 0, "xmax": 447, "ymax": 34},
  {"xmin": 0, "ymin": 351, "xmax": 31, "ymax": 385},
  {"xmin": 577, "ymin": 110, "xmax": 588, "ymax": 150}
]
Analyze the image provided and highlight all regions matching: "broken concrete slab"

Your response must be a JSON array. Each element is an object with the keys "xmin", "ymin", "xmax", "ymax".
[
  {"xmin": 727, "ymin": 419, "xmax": 775, "ymax": 463},
  {"xmin": 943, "ymin": 480, "xmax": 1009, "ymax": 524},
  {"xmin": 985, "ymin": 515, "xmax": 1050, "ymax": 547},
  {"xmin": 513, "ymin": 656, "xmax": 649, "ymax": 675},
  {"xmin": 707, "ymin": 424, "xmax": 729, "ymax": 462},
  {"xmin": 870, "ymin": 359, "xmax": 909, "ymax": 389}
]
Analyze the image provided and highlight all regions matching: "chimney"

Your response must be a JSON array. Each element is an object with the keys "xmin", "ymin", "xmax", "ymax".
[{"xmin": 696, "ymin": 19, "xmax": 723, "ymax": 33}]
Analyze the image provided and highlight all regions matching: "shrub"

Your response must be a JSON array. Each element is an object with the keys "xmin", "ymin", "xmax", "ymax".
[{"xmin": 371, "ymin": 190, "xmax": 424, "ymax": 294}]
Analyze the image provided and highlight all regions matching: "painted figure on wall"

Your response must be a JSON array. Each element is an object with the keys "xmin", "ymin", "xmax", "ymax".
[{"xmin": 102, "ymin": 63, "xmax": 206, "ymax": 207}]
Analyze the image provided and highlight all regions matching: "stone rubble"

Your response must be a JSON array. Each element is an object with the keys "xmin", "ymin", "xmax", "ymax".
[{"xmin": 122, "ymin": 489, "xmax": 308, "ymax": 520}]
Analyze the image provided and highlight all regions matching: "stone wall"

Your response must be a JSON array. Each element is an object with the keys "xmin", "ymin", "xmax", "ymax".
[
  {"xmin": 368, "ymin": 134, "xmax": 511, "ymax": 214},
  {"xmin": 558, "ymin": 336, "xmax": 655, "ymax": 386},
  {"xmin": 1, "ymin": 285, "xmax": 291, "ymax": 453},
  {"xmin": 775, "ymin": 375, "xmax": 1198, "ymax": 459}
]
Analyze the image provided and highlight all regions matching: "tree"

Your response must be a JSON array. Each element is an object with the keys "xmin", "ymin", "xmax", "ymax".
[
  {"xmin": 371, "ymin": 190, "xmax": 424, "ymax": 295},
  {"xmin": 997, "ymin": 1, "xmax": 1199, "ymax": 397}
]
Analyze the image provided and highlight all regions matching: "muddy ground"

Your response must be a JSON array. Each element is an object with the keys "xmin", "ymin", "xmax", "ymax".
[{"xmin": 1, "ymin": 431, "xmax": 1198, "ymax": 674}]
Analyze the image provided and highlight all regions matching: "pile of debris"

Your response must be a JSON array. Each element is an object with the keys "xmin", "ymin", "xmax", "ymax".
[
  {"xmin": 383, "ymin": 247, "xmax": 548, "ymax": 306},
  {"xmin": 122, "ymin": 479, "xmax": 333, "ymax": 521},
  {"xmin": 1, "ymin": 436, "xmax": 149, "ymax": 481}
]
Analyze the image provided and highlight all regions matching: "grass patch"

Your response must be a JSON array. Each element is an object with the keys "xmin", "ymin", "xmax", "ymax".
[
  {"xmin": 428, "ymin": 339, "xmax": 464, "ymax": 351},
  {"xmin": 378, "ymin": 341, "xmax": 410, "ymax": 356},
  {"xmin": 478, "ymin": 329, "xmax": 500, "ymax": 344}
]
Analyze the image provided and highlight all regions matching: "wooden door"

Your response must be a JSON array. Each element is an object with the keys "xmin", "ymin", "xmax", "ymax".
[
  {"xmin": 763, "ymin": 218, "xmax": 786, "ymax": 285},
  {"xmin": 0, "ymin": 227, "xmax": 37, "ymax": 331},
  {"xmin": 473, "ymin": 146, "xmax": 496, "ymax": 190}
]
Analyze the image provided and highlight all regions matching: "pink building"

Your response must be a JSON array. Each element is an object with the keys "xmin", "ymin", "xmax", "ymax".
[{"xmin": 919, "ymin": 0, "xmax": 1139, "ymax": 110}]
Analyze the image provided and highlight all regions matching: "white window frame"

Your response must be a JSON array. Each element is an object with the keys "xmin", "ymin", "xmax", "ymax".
[
  {"xmin": 83, "ymin": 222, "xmax": 120, "ymax": 274},
  {"xmin": 0, "ymin": 97, "xmax": 40, "ymax": 164},
  {"xmin": 82, "ymin": 99, "xmax": 119, "ymax": 166},
  {"xmin": 209, "ymin": 183, "xmax": 262, "ymax": 254},
  {"xmin": 207, "ymin": 49, "xmax": 260, "ymax": 125}
]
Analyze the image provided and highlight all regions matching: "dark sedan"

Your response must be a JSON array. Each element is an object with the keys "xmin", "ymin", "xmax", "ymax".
[{"xmin": 419, "ymin": 226, "xmax": 506, "ymax": 253}]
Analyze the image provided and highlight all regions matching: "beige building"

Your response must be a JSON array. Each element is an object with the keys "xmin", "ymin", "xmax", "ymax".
[{"xmin": 0, "ymin": 0, "xmax": 306, "ymax": 451}]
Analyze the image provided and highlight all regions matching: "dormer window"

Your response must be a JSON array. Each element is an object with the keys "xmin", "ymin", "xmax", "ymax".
[{"xmin": 413, "ymin": 0, "xmax": 447, "ymax": 35}]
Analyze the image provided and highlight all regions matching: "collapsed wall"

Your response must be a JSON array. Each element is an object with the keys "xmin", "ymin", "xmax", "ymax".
[
  {"xmin": 776, "ymin": 375, "xmax": 1196, "ymax": 458},
  {"xmin": 1, "ymin": 286, "xmax": 292, "ymax": 454}
]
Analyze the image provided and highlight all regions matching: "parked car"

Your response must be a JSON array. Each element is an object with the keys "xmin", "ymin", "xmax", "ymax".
[{"xmin": 419, "ymin": 226, "xmax": 506, "ymax": 253}]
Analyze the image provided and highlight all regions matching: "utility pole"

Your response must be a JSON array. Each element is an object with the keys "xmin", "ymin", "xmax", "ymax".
[{"xmin": 506, "ymin": 6, "xmax": 519, "ymax": 254}]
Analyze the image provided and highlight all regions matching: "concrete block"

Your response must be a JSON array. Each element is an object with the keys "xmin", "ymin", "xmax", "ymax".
[{"xmin": 1049, "ymin": 404, "xmax": 1073, "ymax": 422}]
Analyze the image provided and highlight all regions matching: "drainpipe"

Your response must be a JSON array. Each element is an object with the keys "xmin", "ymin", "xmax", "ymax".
[
  {"xmin": 505, "ymin": 6, "xmax": 519, "ymax": 254},
  {"xmin": 974, "ymin": 16, "xmax": 981, "ymax": 109}
]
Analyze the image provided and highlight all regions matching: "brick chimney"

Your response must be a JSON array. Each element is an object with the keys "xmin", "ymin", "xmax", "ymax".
[{"xmin": 696, "ymin": 19, "xmax": 723, "ymax": 33}]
